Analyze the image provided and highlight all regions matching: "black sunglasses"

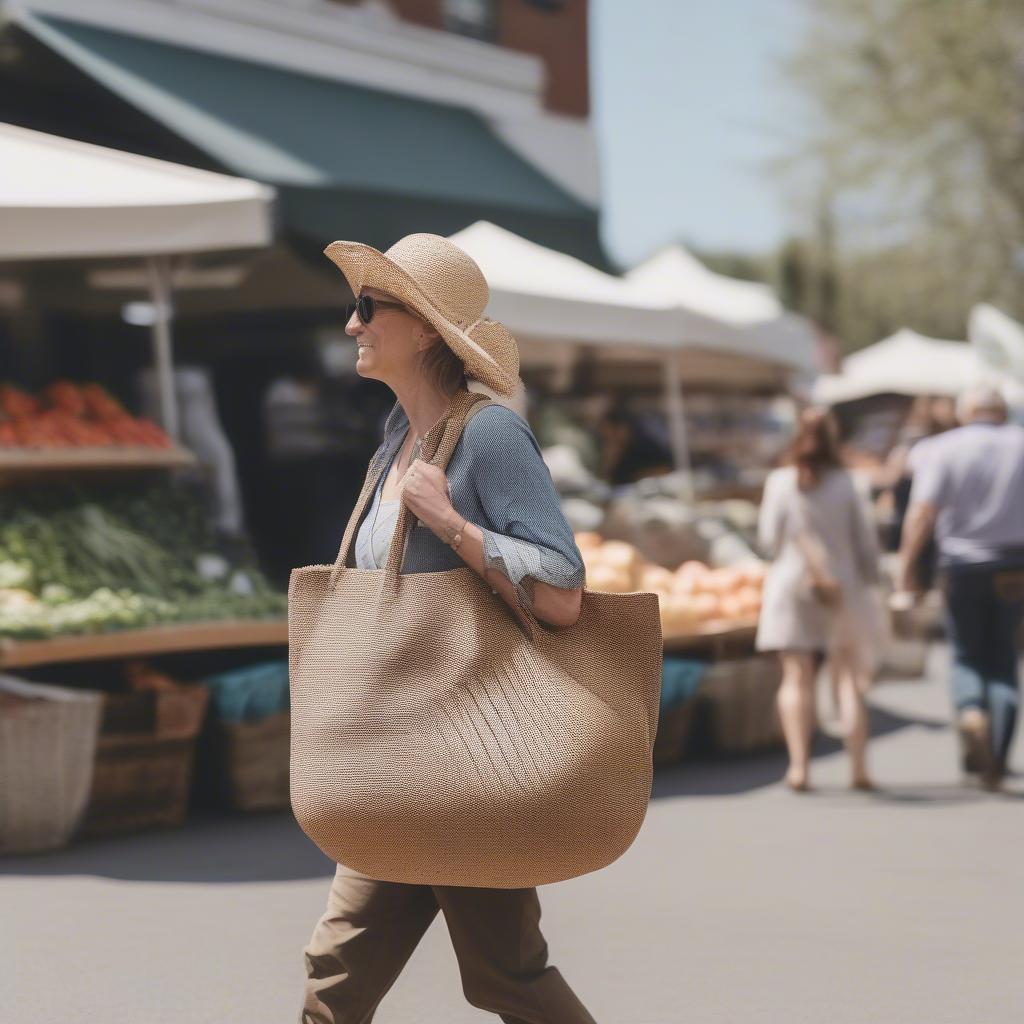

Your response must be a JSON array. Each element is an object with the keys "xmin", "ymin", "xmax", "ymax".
[{"xmin": 346, "ymin": 294, "xmax": 408, "ymax": 325}]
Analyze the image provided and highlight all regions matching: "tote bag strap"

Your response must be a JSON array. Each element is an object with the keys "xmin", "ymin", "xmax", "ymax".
[
  {"xmin": 379, "ymin": 390, "xmax": 486, "ymax": 586},
  {"xmin": 381, "ymin": 391, "xmax": 543, "ymax": 640},
  {"xmin": 328, "ymin": 389, "xmax": 485, "ymax": 590},
  {"xmin": 328, "ymin": 454, "xmax": 393, "ymax": 586}
]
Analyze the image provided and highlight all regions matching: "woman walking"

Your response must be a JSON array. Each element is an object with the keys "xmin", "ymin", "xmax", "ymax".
[
  {"xmin": 298, "ymin": 233, "xmax": 596, "ymax": 1023},
  {"xmin": 755, "ymin": 408, "xmax": 883, "ymax": 792}
]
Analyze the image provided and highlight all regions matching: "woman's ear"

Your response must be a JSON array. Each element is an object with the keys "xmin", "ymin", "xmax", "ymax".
[{"xmin": 416, "ymin": 327, "xmax": 443, "ymax": 353}]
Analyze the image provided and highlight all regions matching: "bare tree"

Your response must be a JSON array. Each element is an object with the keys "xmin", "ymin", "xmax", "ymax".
[{"xmin": 780, "ymin": 0, "xmax": 1024, "ymax": 348}]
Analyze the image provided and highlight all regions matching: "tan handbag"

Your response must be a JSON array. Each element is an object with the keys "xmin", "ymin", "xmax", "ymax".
[{"xmin": 288, "ymin": 390, "xmax": 663, "ymax": 888}]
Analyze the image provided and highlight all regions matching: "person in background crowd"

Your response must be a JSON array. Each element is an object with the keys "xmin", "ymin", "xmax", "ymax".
[
  {"xmin": 756, "ymin": 408, "xmax": 883, "ymax": 792},
  {"xmin": 882, "ymin": 396, "xmax": 954, "ymax": 568},
  {"xmin": 897, "ymin": 384, "xmax": 1024, "ymax": 791},
  {"xmin": 596, "ymin": 400, "xmax": 673, "ymax": 485}
]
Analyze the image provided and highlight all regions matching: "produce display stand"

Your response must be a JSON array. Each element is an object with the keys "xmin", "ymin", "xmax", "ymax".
[
  {"xmin": 0, "ymin": 445, "xmax": 196, "ymax": 482},
  {"xmin": 694, "ymin": 655, "xmax": 784, "ymax": 755},
  {"xmin": 662, "ymin": 618, "xmax": 758, "ymax": 658},
  {"xmin": 0, "ymin": 128, "xmax": 290, "ymax": 851},
  {"xmin": 0, "ymin": 620, "xmax": 287, "ymax": 669},
  {"xmin": 657, "ymin": 617, "xmax": 784, "ymax": 762},
  {"xmin": 652, "ymin": 699, "xmax": 696, "ymax": 766},
  {"xmin": 217, "ymin": 710, "xmax": 291, "ymax": 812}
]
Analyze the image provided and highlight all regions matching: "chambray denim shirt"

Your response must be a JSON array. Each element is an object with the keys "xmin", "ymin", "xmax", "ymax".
[{"xmin": 350, "ymin": 399, "xmax": 584, "ymax": 612}]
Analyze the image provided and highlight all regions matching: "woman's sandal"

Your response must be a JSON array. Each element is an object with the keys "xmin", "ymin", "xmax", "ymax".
[{"xmin": 784, "ymin": 772, "xmax": 811, "ymax": 793}]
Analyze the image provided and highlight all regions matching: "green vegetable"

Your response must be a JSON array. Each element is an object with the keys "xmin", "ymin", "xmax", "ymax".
[{"xmin": 0, "ymin": 479, "xmax": 286, "ymax": 640}]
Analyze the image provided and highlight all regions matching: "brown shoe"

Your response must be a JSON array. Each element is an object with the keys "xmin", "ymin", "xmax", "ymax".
[
  {"xmin": 957, "ymin": 708, "xmax": 993, "ymax": 779},
  {"xmin": 981, "ymin": 770, "xmax": 1005, "ymax": 793},
  {"xmin": 981, "ymin": 757, "xmax": 1007, "ymax": 793}
]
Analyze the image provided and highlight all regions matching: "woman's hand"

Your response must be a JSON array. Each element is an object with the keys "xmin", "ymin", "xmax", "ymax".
[{"xmin": 400, "ymin": 461, "xmax": 454, "ymax": 535}]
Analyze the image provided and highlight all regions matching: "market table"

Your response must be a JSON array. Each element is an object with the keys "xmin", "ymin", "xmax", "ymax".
[
  {"xmin": 0, "ymin": 446, "xmax": 195, "ymax": 474},
  {"xmin": 0, "ymin": 619, "xmax": 288, "ymax": 669}
]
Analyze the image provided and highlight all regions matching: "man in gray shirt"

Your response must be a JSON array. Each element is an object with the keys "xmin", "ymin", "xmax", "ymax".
[{"xmin": 898, "ymin": 384, "xmax": 1024, "ymax": 790}]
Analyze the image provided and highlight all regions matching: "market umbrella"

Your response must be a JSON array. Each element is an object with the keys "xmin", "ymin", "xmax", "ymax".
[{"xmin": 0, "ymin": 121, "xmax": 274, "ymax": 438}]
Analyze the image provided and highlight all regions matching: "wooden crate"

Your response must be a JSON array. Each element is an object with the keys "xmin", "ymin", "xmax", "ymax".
[
  {"xmin": 219, "ymin": 711, "xmax": 291, "ymax": 812},
  {"xmin": 696, "ymin": 655, "xmax": 784, "ymax": 754},
  {"xmin": 79, "ymin": 734, "xmax": 198, "ymax": 837},
  {"xmin": 652, "ymin": 700, "xmax": 696, "ymax": 766},
  {"xmin": 79, "ymin": 684, "xmax": 209, "ymax": 838}
]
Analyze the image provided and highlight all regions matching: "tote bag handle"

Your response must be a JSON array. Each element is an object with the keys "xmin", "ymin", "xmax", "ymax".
[
  {"xmin": 378, "ymin": 390, "xmax": 485, "ymax": 588},
  {"xmin": 327, "ymin": 390, "xmax": 480, "ymax": 589},
  {"xmin": 376, "ymin": 393, "xmax": 544, "ymax": 640}
]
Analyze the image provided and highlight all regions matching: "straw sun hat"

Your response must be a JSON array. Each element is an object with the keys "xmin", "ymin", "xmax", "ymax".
[{"xmin": 324, "ymin": 233, "xmax": 521, "ymax": 397}]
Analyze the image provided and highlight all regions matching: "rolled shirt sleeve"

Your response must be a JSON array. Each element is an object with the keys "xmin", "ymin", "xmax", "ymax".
[{"xmin": 463, "ymin": 405, "xmax": 584, "ymax": 613}]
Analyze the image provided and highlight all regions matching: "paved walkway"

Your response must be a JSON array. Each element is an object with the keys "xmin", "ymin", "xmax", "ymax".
[{"xmin": 3, "ymin": 644, "xmax": 1022, "ymax": 1023}]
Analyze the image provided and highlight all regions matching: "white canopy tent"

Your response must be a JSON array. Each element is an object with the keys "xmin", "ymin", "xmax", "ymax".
[
  {"xmin": 621, "ymin": 243, "xmax": 817, "ymax": 475},
  {"xmin": 813, "ymin": 327, "xmax": 1024, "ymax": 407},
  {"xmin": 450, "ymin": 222, "xmax": 817, "ymax": 479},
  {"xmin": 453, "ymin": 223, "xmax": 818, "ymax": 373},
  {"xmin": 0, "ymin": 122, "xmax": 274, "ymax": 437},
  {"xmin": 449, "ymin": 221, "xmax": 694, "ymax": 474},
  {"xmin": 449, "ymin": 220, "xmax": 678, "ymax": 349},
  {"xmin": 625, "ymin": 245, "xmax": 818, "ymax": 379},
  {"xmin": 969, "ymin": 304, "xmax": 1024, "ymax": 384}
]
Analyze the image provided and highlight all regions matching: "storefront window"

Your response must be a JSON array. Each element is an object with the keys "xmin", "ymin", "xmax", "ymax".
[{"xmin": 443, "ymin": 0, "xmax": 497, "ymax": 41}]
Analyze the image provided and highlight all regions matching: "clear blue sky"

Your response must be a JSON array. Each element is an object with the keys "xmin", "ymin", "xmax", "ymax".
[{"xmin": 590, "ymin": 0, "xmax": 807, "ymax": 268}]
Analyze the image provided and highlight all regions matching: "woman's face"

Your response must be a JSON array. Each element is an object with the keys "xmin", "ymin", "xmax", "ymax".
[{"xmin": 345, "ymin": 286, "xmax": 423, "ymax": 386}]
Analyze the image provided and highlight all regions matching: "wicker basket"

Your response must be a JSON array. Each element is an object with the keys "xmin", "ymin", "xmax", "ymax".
[
  {"xmin": 219, "ymin": 711, "xmax": 291, "ymax": 812},
  {"xmin": 79, "ymin": 683, "xmax": 209, "ymax": 838},
  {"xmin": 697, "ymin": 656, "xmax": 784, "ymax": 754},
  {"xmin": 0, "ymin": 674, "xmax": 103, "ymax": 855}
]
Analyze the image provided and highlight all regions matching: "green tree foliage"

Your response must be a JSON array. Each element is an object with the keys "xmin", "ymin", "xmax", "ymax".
[{"xmin": 780, "ymin": 0, "xmax": 1024, "ymax": 350}]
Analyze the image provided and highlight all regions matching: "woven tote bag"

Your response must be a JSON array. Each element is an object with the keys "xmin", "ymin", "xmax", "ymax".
[{"xmin": 288, "ymin": 390, "xmax": 663, "ymax": 888}]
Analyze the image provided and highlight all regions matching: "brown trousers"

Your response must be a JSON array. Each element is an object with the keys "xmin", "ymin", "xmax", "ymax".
[{"xmin": 300, "ymin": 862, "xmax": 598, "ymax": 1024}]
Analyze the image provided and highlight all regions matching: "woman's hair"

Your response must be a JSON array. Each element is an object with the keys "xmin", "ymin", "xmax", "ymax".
[
  {"xmin": 419, "ymin": 338, "xmax": 467, "ymax": 396},
  {"xmin": 783, "ymin": 406, "xmax": 842, "ymax": 489}
]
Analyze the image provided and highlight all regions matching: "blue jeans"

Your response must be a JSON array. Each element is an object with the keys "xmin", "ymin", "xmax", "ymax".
[{"xmin": 943, "ymin": 566, "xmax": 1024, "ymax": 769}]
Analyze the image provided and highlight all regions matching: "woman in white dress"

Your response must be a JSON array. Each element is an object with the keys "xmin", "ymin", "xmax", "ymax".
[{"xmin": 756, "ymin": 408, "xmax": 883, "ymax": 791}]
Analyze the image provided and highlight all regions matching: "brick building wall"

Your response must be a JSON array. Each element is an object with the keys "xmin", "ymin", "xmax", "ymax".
[{"xmin": 329, "ymin": 0, "xmax": 589, "ymax": 117}]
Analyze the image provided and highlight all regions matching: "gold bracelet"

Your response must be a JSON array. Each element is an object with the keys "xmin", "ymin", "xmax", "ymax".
[{"xmin": 443, "ymin": 511, "xmax": 467, "ymax": 551}]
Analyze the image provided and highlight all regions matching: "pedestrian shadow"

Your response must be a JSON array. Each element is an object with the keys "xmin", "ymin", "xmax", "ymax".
[
  {"xmin": 652, "ymin": 704, "xmax": 947, "ymax": 800},
  {"xmin": 0, "ymin": 808, "xmax": 337, "ymax": 885}
]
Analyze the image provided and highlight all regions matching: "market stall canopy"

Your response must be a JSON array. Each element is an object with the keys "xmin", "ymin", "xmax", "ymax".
[
  {"xmin": 14, "ymin": 11, "xmax": 605, "ymax": 267},
  {"xmin": 624, "ymin": 246, "xmax": 818, "ymax": 377},
  {"xmin": 626, "ymin": 246, "xmax": 782, "ymax": 324},
  {"xmin": 448, "ymin": 221, "xmax": 679, "ymax": 349},
  {"xmin": 812, "ymin": 327, "xmax": 1011, "ymax": 405},
  {"xmin": 449, "ymin": 223, "xmax": 818, "ymax": 380},
  {"xmin": 969, "ymin": 304, "xmax": 1024, "ymax": 384},
  {"xmin": 0, "ymin": 121, "xmax": 274, "ymax": 259}
]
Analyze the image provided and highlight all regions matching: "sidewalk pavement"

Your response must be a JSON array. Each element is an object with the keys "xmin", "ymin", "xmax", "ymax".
[{"xmin": 2, "ymin": 644, "xmax": 1022, "ymax": 1023}]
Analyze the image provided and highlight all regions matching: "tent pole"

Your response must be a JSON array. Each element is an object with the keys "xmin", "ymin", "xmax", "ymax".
[
  {"xmin": 664, "ymin": 352, "xmax": 694, "ymax": 500},
  {"xmin": 146, "ymin": 254, "xmax": 179, "ymax": 441}
]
